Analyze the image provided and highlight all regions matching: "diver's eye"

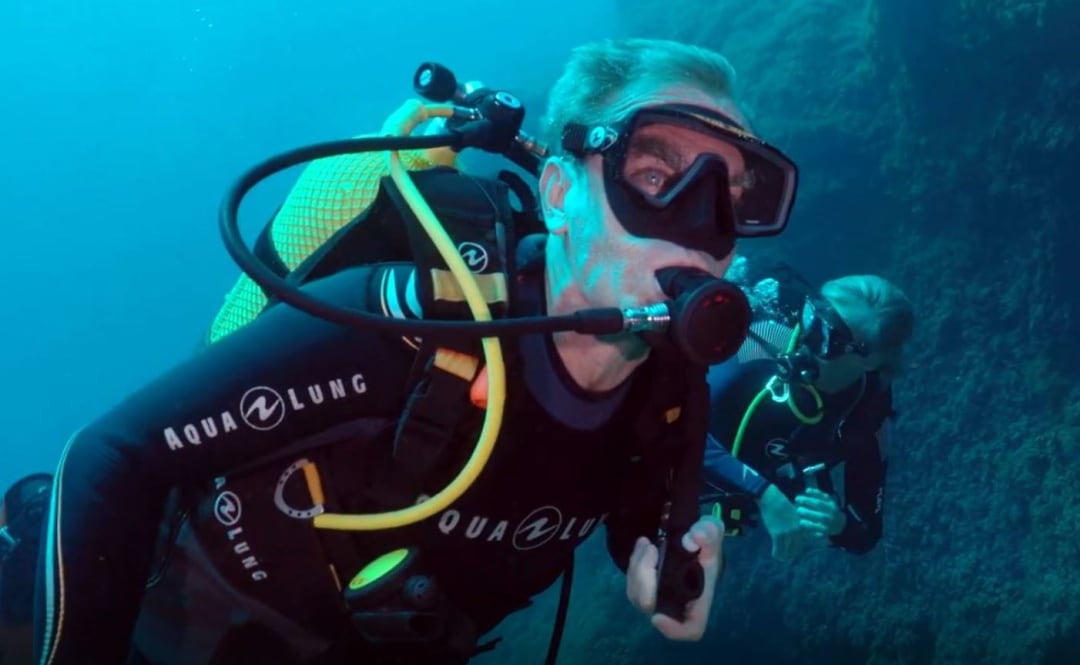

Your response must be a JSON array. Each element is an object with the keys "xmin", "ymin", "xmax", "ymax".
[
  {"xmin": 625, "ymin": 157, "xmax": 679, "ymax": 196},
  {"xmin": 629, "ymin": 167, "xmax": 674, "ymax": 195},
  {"xmin": 623, "ymin": 146, "xmax": 681, "ymax": 197}
]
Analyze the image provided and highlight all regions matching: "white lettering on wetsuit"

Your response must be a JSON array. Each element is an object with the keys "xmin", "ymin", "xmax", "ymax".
[
  {"xmin": 212, "ymin": 480, "xmax": 269, "ymax": 582},
  {"xmin": 162, "ymin": 373, "xmax": 368, "ymax": 450},
  {"xmin": 226, "ymin": 526, "xmax": 269, "ymax": 582},
  {"xmin": 435, "ymin": 505, "xmax": 608, "ymax": 552}
]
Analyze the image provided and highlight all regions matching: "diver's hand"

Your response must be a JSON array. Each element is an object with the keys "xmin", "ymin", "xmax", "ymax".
[
  {"xmin": 626, "ymin": 516, "xmax": 724, "ymax": 641},
  {"xmin": 758, "ymin": 484, "xmax": 817, "ymax": 562},
  {"xmin": 795, "ymin": 488, "xmax": 847, "ymax": 537}
]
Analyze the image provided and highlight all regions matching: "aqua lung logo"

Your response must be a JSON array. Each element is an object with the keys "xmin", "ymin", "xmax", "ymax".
[
  {"xmin": 457, "ymin": 242, "xmax": 489, "ymax": 273},
  {"xmin": 163, "ymin": 374, "xmax": 369, "ymax": 450},
  {"xmin": 212, "ymin": 480, "xmax": 268, "ymax": 582},
  {"xmin": 765, "ymin": 439, "xmax": 789, "ymax": 459},
  {"xmin": 240, "ymin": 386, "xmax": 285, "ymax": 430},
  {"xmin": 214, "ymin": 490, "xmax": 242, "ymax": 526},
  {"xmin": 512, "ymin": 506, "xmax": 563, "ymax": 550},
  {"xmin": 586, "ymin": 126, "xmax": 618, "ymax": 151},
  {"xmin": 435, "ymin": 504, "xmax": 607, "ymax": 552}
]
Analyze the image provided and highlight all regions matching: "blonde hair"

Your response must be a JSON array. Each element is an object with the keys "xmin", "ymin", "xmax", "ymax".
[
  {"xmin": 540, "ymin": 38, "xmax": 741, "ymax": 155},
  {"xmin": 821, "ymin": 275, "xmax": 915, "ymax": 383}
]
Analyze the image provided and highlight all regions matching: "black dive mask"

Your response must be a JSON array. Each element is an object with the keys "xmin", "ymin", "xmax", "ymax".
[
  {"xmin": 800, "ymin": 294, "xmax": 869, "ymax": 360},
  {"xmin": 562, "ymin": 103, "xmax": 799, "ymax": 260}
]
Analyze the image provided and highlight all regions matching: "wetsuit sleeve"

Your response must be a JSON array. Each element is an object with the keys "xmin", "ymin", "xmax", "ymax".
[
  {"xmin": 34, "ymin": 265, "xmax": 418, "ymax": 665},
  {"xmin": 830, "ymin": 416, "xmax": 890, "ymax": 554},
  {"xmin": 702, "ymin": 357, "xmax": 770, "ymax": 497},
  {"xmin": 702, "ymin": 434, "xmax": 770, "ymax": 497},
  {"xmin": 603, "ymin": 458, "xmax": 666, "ymax": 573}
]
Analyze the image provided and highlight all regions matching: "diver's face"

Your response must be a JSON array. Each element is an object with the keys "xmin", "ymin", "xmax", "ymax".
[
  {"xmin": 813, "ymin": 343, "xmax": 882, "ymax": 390},
  {"xmin": 554, "ymin": 85, "xmax": 744, "ymax": 310},
  {"xmin": 815, "ymin": 351, "xmax": 867, "ymax": 384}
]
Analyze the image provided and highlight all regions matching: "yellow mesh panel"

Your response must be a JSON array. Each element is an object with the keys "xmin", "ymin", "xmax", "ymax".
[{"xmin": 207, "ymin": 140, "xmax": 457, "ymax": 344}]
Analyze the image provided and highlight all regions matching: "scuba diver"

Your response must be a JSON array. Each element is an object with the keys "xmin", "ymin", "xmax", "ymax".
[
  {"xmin": 701, "ymin": 261, "xmax": 915, "ymax": 562},
  {"xmin": 1, "ymin": 472, "xmax": 52, "ymax": 665},
  {"xmin": 33, "ymin": 37, "xmax": 801, "ymax": 665}
]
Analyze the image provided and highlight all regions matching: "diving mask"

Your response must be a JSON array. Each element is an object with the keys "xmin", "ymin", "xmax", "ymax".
[
  {"xmin": 562, "ymin": 103, "xmax": 799, "ymax": 259},
  {"xmin": 800, "ymin": 295, "xmax": 869, "ymax": 360}
]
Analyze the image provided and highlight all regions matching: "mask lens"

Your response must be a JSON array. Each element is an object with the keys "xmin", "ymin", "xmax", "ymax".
[
  {"xmin": 734, "ymin": 149, "xmax": 796, "ymax": 234},
  {"xmin": 801, "ymin": 299, "xmax": 830, "ymax": 358},
  {"xmin": 802, "ymin": 296, "xmax": 866, "ymax": 360},
  {"xmin": 614, "ymin": 108, "xmax": 797, "ymax": 237},
  {"xmin": 619, "ymin": 120, "xmax": 738, "ymax": 204}
]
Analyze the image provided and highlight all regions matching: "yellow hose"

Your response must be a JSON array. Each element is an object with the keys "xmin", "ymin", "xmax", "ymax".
[{"xmin": 314, "ymin": 102, "xmax": 507, "ymax": 531}]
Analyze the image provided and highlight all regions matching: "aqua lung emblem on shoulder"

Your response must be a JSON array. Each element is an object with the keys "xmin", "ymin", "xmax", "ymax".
[
  {"xmin": 239, "ymin": 386, "xmax": 286, "ymax": 431},
  {"xmin": 457, "ymin": 241, "xmax": 489, "ymax": 273}
]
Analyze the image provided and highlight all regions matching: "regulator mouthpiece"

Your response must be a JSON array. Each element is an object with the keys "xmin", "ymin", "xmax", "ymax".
[{"xmin": 652, "ymin": 267, "xmax": 751, "ymax": 365}]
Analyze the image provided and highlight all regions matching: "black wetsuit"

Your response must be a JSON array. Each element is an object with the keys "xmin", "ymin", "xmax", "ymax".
[
  {"xmin": 34, "ymin": 261, "xmax": 675, "ymax": 665},
  {"xmin": 701, "ymin": 321, "xmax": 892, "ymax": 553}
]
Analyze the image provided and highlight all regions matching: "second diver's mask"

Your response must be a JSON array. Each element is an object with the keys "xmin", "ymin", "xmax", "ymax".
[
  {"xmin": 800, "ymin": 294, "xmax": 870, "ymax": 360},
  {"xmin": 561, "ymin": 103, "xmax": 799, "ymax": 260}
]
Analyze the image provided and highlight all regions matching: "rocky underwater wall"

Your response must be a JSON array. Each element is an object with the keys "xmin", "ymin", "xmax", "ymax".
[
  {"xmin": 615, "ymin": 1, "xmax": 1078, "ymax": 663},
  {"xmin": 483, "ymin": 2, "xmax": 1080, "ymax": 665}
]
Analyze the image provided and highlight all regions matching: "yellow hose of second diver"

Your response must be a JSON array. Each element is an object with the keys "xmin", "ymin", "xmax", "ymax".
[{"xmin": 314, "ymin": 102, "xmax": 506, "ymax": 531}]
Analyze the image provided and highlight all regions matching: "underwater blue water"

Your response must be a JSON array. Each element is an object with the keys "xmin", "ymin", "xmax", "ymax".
[
  {"xmin": 4, "ymin": 4, "xmax": 1078, "ymax": 663},
  {"xmin": 0, "ymin": 1, "xmax": 616, "ymax": 492}
]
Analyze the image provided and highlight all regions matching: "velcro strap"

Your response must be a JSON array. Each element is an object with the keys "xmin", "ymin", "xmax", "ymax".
[
  {"xmin": 391, "ymin": 348, "xmax": 480, "ymax": 494},
  {"xmin": 428, "ymin": 268, "xmax": 508, "ymax": 306}
]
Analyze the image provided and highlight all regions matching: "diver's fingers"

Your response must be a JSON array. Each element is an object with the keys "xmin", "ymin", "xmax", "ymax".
[
  {"xmin": 795, "ymin": 493, "xmax": 835, "ymax": 512},
  {"xmin": 626, "ymin": 537, "xmax": 659, "ymax": 614},
  {"xmin": 686, "ymin": 516, "xmax": 723, "ymax": 563},
  {"xmin": 799, "ymin": 518, "xmax": 830, "ymax": 536},
  {"xmin": 651, "ymin": 517, "xmax": 724, "ymax": 641},
  {"xmin": 651, "ymin": 610, "xmax": 706, "ymax": 641},
  {"xmin": 796, "ymin": 504, "xmax": 832, "ymax": 525}
]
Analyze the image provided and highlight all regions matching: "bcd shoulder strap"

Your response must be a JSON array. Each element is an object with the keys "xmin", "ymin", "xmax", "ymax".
[
  {"xmin": 295, "ymin": 166, "xmax": 534, "ymax": 507},
  {"xmin": 241, "ymin": 166, "xmax": 537, "ymax": 511},
  {"xmin": 276, "ymin": 166, "xmax": 520, "ymax": 322},
  {"xmin": 379, "ymin": 167, "xmax": 525, "ymax": 503}
]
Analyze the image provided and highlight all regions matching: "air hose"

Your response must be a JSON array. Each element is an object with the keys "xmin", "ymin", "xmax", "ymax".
[
  {"xmin": 314, "ymin": 102, "xmax": 507, "ymax": 531},
  {"xmin": 219, "ymin": 67, "xmax": 751, "ymax": 533},
  {"xmin": 730, "ymin": 323, "xmax": 823, "ymax": 458}
]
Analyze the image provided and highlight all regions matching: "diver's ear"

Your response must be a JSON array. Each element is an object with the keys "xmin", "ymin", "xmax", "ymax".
[{"xmin": 539, "ymin": 157, "xmax": 573, "ymax": 236}]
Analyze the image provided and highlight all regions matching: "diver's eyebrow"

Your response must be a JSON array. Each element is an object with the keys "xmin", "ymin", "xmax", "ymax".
[{"xmin": 627, "ymin": 134, "xmax": 685, "ymax": 170}]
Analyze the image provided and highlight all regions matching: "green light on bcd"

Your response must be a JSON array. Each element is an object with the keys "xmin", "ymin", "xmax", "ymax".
[{"xmin": 348, "ymin": 548, "xmax": 411, "ymax": 590}]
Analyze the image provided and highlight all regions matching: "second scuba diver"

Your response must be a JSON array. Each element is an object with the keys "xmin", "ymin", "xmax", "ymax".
[{"xmin": 702, "ymin": 261, "xmax": 915, "ymax": 562}]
